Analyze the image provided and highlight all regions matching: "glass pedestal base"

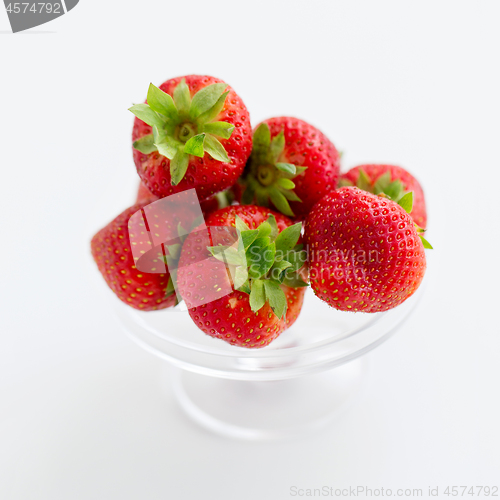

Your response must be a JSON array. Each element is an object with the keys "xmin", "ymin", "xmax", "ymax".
[
  {"xmin": 168, "ymin": 357, "xmax": 368, "ymax": 440},
  {"xmin": 115, "ymin": 285, "xmax": 425, "ymax": 439}
]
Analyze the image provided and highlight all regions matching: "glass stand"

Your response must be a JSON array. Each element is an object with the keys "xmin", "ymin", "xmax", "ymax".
[
  {"xmin": 115, "ymin": 285, "xmax": 425, "ymax": 440},
  {"xmin": 168, "ymin": 357, "xmax": 368, "ymax": 440}
]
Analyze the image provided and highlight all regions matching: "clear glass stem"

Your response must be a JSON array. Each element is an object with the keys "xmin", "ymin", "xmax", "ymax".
[{"xmin": 166, "ymin": 357, "xmax": 369, "ymax": 440}]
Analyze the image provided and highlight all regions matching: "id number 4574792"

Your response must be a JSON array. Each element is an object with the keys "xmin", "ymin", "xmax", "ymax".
[
  {"xmin": 443, "ymin": 486, "xmax": 498, "ymax": 496},
  {"xmin": 5, "ymin": 3, "xmax": 62, "ymax": 14}
]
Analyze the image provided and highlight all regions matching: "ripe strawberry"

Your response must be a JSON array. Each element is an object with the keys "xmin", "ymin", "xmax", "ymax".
[
  {"xmin": 238, "ymin": 117, "xmax": 340, "ymax": 220},
  {"xmin": 136, "ymin": 181, "xmax": 158, "ymax": 204},
  {"xmin": 176, "ymin": 205, "xmax": 308, "ymax": 348},
  {"xmin": 130, "ymin": 75, "xmax": 252, "ymax": 201},
  {"xmin": 339, "ymin": 164, "xmax": 427, "ymax": 228},
  {"xmin": 304, "ymin": 187, "xmax": 429, "ymax": 313},
  {"xmin": 135, "ymin": 181, "xmax": 220, "ymax": 215},
  {"xmin": 91, "ymin": 202, "xmax": 176, "ymax": 311}
]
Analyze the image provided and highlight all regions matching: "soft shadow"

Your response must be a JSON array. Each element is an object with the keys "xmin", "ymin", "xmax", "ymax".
[{"xmin": 0, "ymin": 30, "xmax": 56, "ymax": 34}]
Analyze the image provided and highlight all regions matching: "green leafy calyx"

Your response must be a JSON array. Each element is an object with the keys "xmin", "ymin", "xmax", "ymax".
[
  {"xmin": 240, "ymin": 123, "xmax": 307, "ymax": 217},
  {"xmin": 208, "ymin": 215, "xmax": 308, "ymax": 319},
  {"xmin": 396, "ymin": 190, "xmax": 433, "ymax": 249},
  {"xmin": 129, "ymin": 80, "xmax": 234, "ymax": 185},
  {"xmin": 414, "ymin": 224, "xmax": 433, "ymax": 249},
  {"xmin": 340, "ymin": 169, "xmax": 408, "ymax": 203}
]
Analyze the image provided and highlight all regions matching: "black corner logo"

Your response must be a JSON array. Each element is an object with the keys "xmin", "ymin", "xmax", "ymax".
[{"xmin": 3, "ymin": 0, "xmax": 79, "ymax": 33}]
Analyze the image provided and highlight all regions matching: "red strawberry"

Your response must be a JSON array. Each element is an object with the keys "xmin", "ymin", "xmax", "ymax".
[
  {"xmin": 136, "ymin": 181, "xmax": 158, "ymax": 204},
  {"xmin": 176, "ymin": 205, "xmax": 308, "ymax": 348},
  {"xmin": 304, "ymin": 187, "xmax": 428, "ymax": 313},
  {"xmin": 199, "ymin": 195, "xmax": 220, "ymax": 216},
  {"xmin": 238, "ymin": 117, "xmax": 340, "ymax": 220},
  {"xmin": 339, "ymin": 164, "xmax": 427, "ymax": 228},
  {"xmin": 91, "ymin": 202, "xmax": 176, "ymax": 311},
  {"xmin": 135, "ymin": 181, "xmax": 220, "ymax": 216},
  {"xmin": 131, "ymin": 75, "xmax": 252, "ymax": 201}
]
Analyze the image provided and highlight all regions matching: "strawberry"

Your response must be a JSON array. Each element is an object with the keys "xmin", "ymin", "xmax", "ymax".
[
  {"xmin": 91, "ymin": 202, "xmax": 176, "ymax": 311},
  {"xmin": 135, "ymin": 181, "xmax": 220, "ymax": 215},
  {"xmin": 130, "ymin": 75, "xmax": 252, "ymax": 201},
  {"xmin": 238, "ymin": 117, "xmax": 340, "ymax": 220},
  {"xmin": 176, "ymin": 205, "xmax": 308, "ymax": 348},
  {"xmin": 339, "ymin": 164, "xmax": 427, "ymax": 228},
  {"xmin": 136, "ymin": 181, "xmax": 158, "ymax": 204},
  {"xmin": 304, "ymin": 187, "xmax": 430, "ymax": 313}
]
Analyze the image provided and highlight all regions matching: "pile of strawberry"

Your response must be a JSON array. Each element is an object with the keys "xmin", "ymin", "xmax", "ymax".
[{"xmin": 91, "ymin": 74, "xmax": 431, "ymax": 349}]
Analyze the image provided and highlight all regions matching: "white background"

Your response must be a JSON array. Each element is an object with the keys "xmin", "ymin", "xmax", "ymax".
[{"xmin": 1, "ymin": 1, "xmax": 499, "ymax": 498}]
